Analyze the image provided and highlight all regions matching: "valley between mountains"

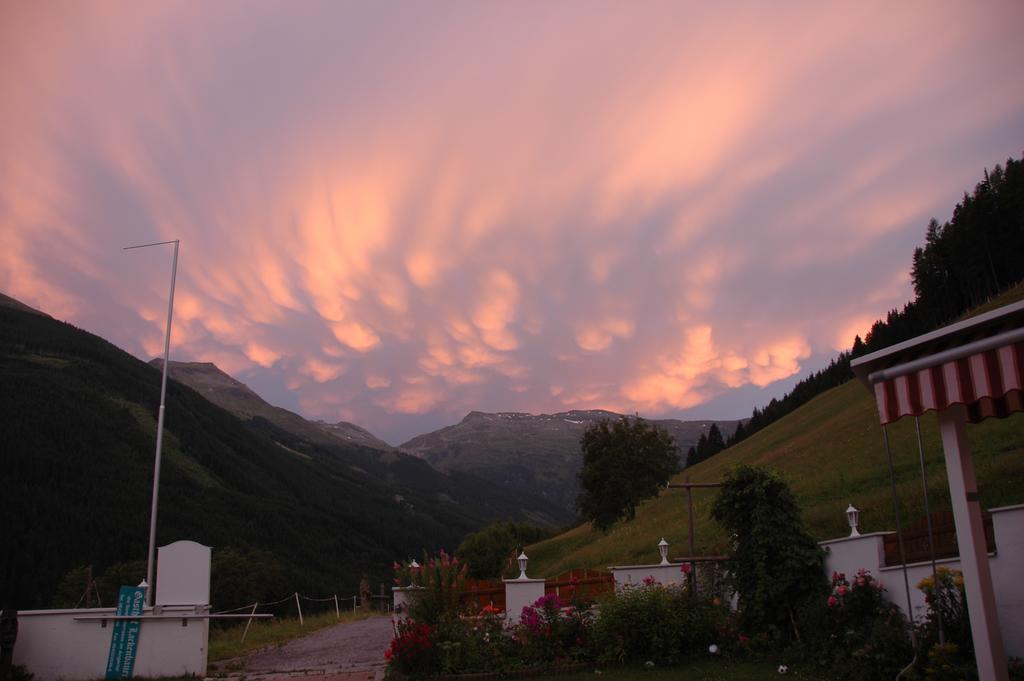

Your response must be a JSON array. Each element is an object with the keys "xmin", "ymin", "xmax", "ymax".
[{"xmin": 1, "ymin": 293, "xmax": 736, "ymax": 609}]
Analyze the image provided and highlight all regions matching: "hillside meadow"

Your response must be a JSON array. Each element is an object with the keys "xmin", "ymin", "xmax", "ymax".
[{"xmin": 527, "ymin": 377, "xmax": 1024, "ymax": 576}]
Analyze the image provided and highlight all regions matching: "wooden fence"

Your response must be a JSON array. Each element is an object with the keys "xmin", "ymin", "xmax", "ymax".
[
  {"xmin": 883, "ymin": 509, "xmax": 996, "ymax": 567},
  {"xmin": 458, "ymin": 569, "xmax": 615, "ymax": 613},
  {"xmin": 544, "ymin": 568, "xmax": 615, "ymax": 603},
  {"xmin": 461, "ymin": 578, "xmax": 506, "ymax": 612}
]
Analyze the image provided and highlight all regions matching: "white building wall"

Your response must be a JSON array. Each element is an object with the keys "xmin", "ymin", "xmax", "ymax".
[
  {"xmin": 12, "ymin": 605, "xmax": 209, "ymax": 681},
  {"xmin": 820, "ymin": 504, "xmax": 1024, "ymax": 659},
  {"xmin": 609, "ymin": 563, "xmax": 688, "ymax": 589},
  {"xmin": 12, "ymin": 541, "xmax": 211, "ymax": 681}
]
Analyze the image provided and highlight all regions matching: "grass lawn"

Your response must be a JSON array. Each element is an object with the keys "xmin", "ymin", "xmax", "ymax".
[
  {"xmin": 528, "ymin": 379, "xmax": 1024, "ymax": 575},
  {"xmin": 208, "ymin": 610, "xmax": 373, "ymax": 662},
  {"xmin": 524, "ymin": 659, "xmax": 831, "ymax": 680}
]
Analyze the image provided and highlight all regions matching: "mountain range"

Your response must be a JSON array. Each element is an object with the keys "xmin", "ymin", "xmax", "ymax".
[
  {"xmin": 400, "ymin": 410, "xmax": 742, "ymax": 511},
  {"xmin": 0, "ymin": 294, "xmax": 565, "ymax": 608},
  {"xmin": 1, "ymin": 290, "xmax": 739, "ymax": 607},
  {"xmin": 155, "ymin": 361, "xmax": 742, "ymax": 514}
]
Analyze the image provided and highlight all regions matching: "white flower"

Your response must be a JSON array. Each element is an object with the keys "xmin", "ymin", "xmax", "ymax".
[
  {"xmin": 644, "ymin": 660, "xmax": 654, "ymax": 668},
  {"xmin": 778, "ymin": 664, "xmax": 789, "ymax": 674},
  {"xmin": 708, "ymin": 644, "xmax": 720, "ymax": 655}
]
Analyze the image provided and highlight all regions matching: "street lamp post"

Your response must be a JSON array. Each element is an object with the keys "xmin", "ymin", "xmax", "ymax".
[{"xmin": 124, "ymin": 239, "xmax": 179, "ymax": 606}]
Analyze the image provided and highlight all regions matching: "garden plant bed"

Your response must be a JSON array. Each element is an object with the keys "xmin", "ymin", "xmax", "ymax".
[
  {"xmin": 403, "ymin": 662, "xmax": 588, "ymax": 680},
  {"xmin": 521, "ymin": 659, "xmax": 833, "ymax": 681}
]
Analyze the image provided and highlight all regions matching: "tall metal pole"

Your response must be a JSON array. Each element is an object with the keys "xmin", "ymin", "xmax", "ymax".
[{"xmin": 125, "ymin": 239, "xmax": 179, "ymax": 606}]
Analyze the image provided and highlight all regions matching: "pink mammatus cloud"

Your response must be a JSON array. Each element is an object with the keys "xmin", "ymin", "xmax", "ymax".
[{"xmin": 1, "ymin": 1, "xmax": 1022, "ymax": 443}]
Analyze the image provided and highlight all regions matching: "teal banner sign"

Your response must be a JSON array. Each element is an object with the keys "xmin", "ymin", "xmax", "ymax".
[{"xmin": 105, "ymin": 585, "xmax": 146, "ymax": 679}]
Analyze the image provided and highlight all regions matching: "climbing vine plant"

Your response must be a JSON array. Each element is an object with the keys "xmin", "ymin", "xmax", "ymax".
[{"xmin": 711, "ymin": 465, "xmax": 825, "ymax": 640}]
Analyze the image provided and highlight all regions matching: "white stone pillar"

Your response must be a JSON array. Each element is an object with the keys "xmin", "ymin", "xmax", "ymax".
[
  {"xmin": 939, "ymin": 405, "xmax": 1008, "ymax": 681},
  {"xmin": 503, "ymin": 578, "xmax": 545, "ymax": 624},
  {"xmin": 391, "ymin": 586, "xmax": 421, "ymax": 620}
]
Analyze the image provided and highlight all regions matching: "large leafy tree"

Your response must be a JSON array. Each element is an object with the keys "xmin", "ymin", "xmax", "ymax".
[
  {"xmin": 456, "ymin": 521, "xmax": 554, "ymax": 579},
  {"xmin": 576, "ymin": 418, "xmax": 679, "ymax": 531},
  {"xmin": 711, "ymin": 466, "xmax": 825, "ymax": 640}
]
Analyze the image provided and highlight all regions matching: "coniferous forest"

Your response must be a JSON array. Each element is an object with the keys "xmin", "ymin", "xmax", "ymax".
[{"xmin": 725, "ymin": 155, "xmax": 1024, "ymax": 450}]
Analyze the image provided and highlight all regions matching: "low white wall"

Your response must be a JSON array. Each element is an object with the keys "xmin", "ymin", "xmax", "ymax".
[
  {"xmin": 13, "ymin": 541, "xmax": 212, "ymax": 681},
  {"xmin": 503, "ymin": 578, "xmax": 545, "ymax": 623},
  {"xmin": 13, "ymin": 605, "xmax": 209, "ymax": 681},
  {"xmin": 610, "ymin": 563, "xmax": 687, "ymax": 589},
  {"xmin": 821, "ymin": 504, "xmax": 1024, "ymax": 659}
]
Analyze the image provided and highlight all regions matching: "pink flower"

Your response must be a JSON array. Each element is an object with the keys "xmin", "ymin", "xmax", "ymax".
[
  {"xmin": 837, "ymin": 586, "xmax": 848, "ymax": 596},
  {"xmin": 643, "ymin": 576, "xmax": 657, "ymax": 586},
  {"xmin": 827, "ymin": 596, "xmax": 838, "ymax": 607},
  {"xmin": 680, "ymin": 563, "xmax": 692, "ymax": 574}
]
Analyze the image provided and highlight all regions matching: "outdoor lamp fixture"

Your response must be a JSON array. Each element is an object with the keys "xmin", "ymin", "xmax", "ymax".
[
  {"xmin": 658, "ymin": 538, "xmax": 670, "ymax": 565},
  {"xmin": 846, "ymin": 504, "xmax": 861, "ymax": 537},
  {"xmin": 517, "ymin": 551, "xmax": 529, "ymax": 580}
]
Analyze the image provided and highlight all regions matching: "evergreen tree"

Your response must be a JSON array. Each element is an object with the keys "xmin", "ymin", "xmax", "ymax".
[{"xmin": 706, "ymin": 423, "xmax": 725, "ymax": 456}]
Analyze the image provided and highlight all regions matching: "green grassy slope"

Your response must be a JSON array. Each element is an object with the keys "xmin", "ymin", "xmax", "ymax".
[{"xmin": 528, "ymin": 290, "xmax": 1024, "ymax": 575}]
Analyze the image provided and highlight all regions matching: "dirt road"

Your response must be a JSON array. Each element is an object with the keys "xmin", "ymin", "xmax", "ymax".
[{"xmin": 214, "ymin": 615, "xmax": 394, "ymax": 680}]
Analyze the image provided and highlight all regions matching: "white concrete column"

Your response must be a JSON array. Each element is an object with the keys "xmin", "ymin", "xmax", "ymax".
[
  {"xmin": 391, "ymin": 586, "xmax": 421, "ymax": 620},
  {"xmin": 938, "ymin": 405, "xmax": 1008, "ymax": 681},
  {"xmin": 503, "ymin": 578, "xmax": 545, "ymax": 624}
]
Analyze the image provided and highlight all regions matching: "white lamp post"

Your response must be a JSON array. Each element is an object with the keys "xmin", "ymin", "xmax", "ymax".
[
  {"xmin": 125, "ymin": 239, "xmax": 179, "ymax": 606},
  {"xmin": 517, "ymin": 551, "xmax": 529, "ymax": 580},
  {"xmin": 846, "ymin": 503, "xmax": 861, "ymax": 537},
  {"xmin": 658, "ymin": 538, "xmax": 669, "ymax": 565}
]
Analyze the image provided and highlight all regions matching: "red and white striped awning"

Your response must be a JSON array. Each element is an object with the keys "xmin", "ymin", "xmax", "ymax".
[
  {"xmin": 871, "ymin": 341, "xmax": 1024, "ymax": 424},
  {"xmin": 852, "ymin": 301, "xmax": 1024, "ymax": 426}
]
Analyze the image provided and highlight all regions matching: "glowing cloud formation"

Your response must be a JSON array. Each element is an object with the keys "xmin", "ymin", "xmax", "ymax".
[{"xmin": 2, "ymin": 1, "xmax": 1023, "ymax": 443}]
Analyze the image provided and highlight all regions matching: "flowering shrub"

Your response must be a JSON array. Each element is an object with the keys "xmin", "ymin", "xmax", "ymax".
[
  {"xmin": 436, "ymin": 603, "xmax": 521, "ymax": 674},
  {"xmin": 516, "ymin": 592, "xmax": 593, "ymax": 665},
  {"xmin": 386, "ymin": 620, "xmax": 436, "ymax": 675},
  {"xmin": 917, "ymin": 567, "xmax": 972, "ymax": 656},
  {"xmin": 396, "ymin": 551, "xmax": 468, "ymax": 628},
  {"xmin": 916, "ymin": 567, "xmax": 976, "ymax": 678},
  {"xmin": 803, "ymin": 569, "xmax": 912, "ymax": 681}
]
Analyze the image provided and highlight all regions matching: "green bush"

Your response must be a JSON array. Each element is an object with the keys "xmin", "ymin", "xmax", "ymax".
[
  {"xmin": 0, "ymin": 666, "xmax": 33, "ymax": 681},
  {"xmin": 923, "ymin": 643, "xmax": 975, "ymax": 681},
  {"xmin": 801, "ymin": 569, "xmax": 913, "ymax": 681},
  {"xmin": 711, "ymin": 466, "xmax": 826, "ymax": 641},
  {"xmin": 591, "ymin": 582, "xmax": 727, "ymax": 666},
  {"xmin": 456, "ymin": 522, "xmax": 554, "ymax": 579}
]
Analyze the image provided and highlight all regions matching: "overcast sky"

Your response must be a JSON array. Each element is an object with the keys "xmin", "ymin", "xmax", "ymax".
[{"xmin": 2, "ymin": 1, "xmax": 1023, "ymax": 444}]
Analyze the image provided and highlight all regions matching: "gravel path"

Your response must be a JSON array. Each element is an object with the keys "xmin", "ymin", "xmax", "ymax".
[{"xmin": 217, "ymin": 615, "xmax": 394, "ymax": 679}]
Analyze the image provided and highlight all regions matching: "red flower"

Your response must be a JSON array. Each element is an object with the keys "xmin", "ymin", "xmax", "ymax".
[
  {"xmin": 680, "ymin": 563, "xmax": 692, "ymax": 574},
  {"xmin": 827, "ymin": 596, "xmax": 838, "ymax": 607}
]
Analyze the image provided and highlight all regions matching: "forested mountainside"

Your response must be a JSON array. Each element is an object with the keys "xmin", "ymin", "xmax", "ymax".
[
  {"xmin": 0, "ymin": 301, "xmax": 566, "ymax": 609},
  {"xmin": 725, "ymin": 155, "xmax": 1024, "ymax": 452}
]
